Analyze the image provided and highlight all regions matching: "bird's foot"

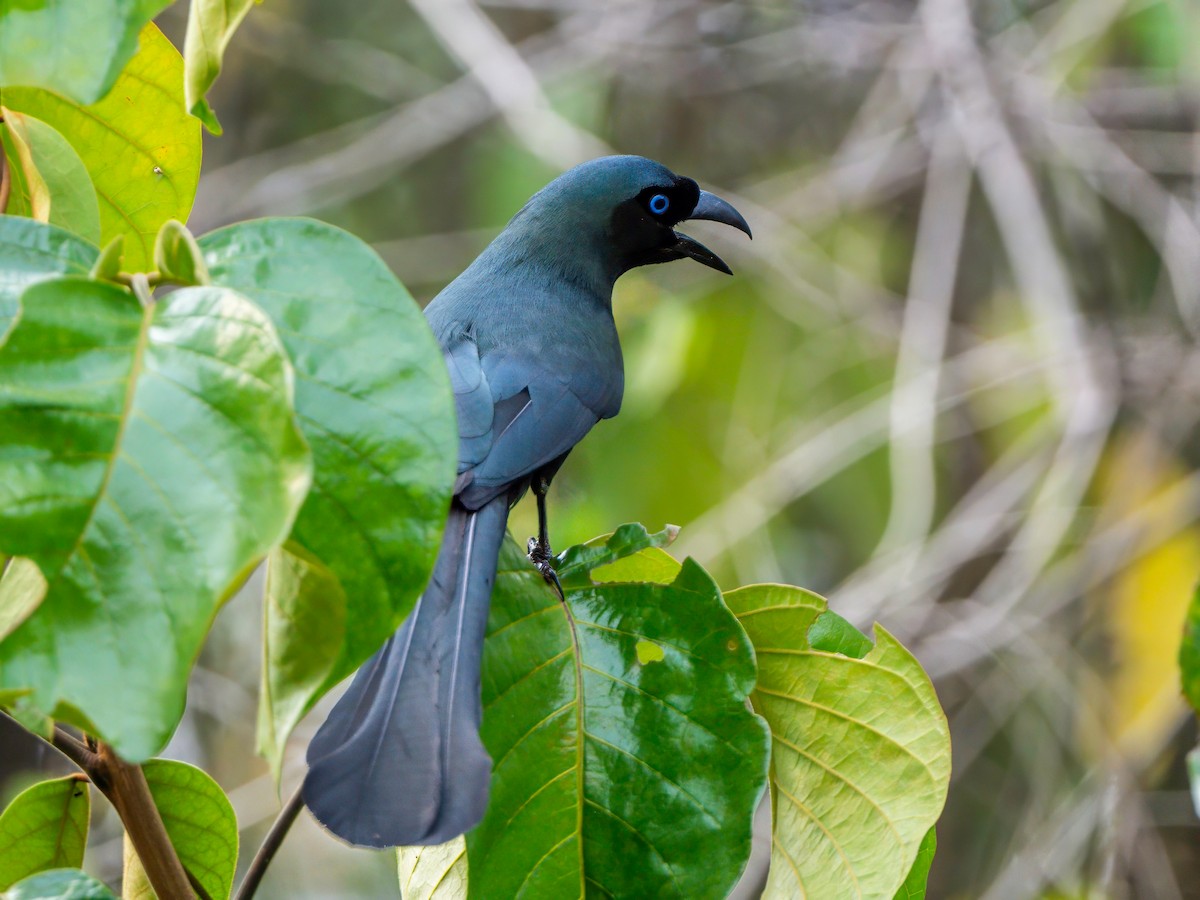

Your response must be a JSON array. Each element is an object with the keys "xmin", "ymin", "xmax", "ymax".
[{"xmin": 527, "ymin": 537, "xmax": 564, "ymax": 601}]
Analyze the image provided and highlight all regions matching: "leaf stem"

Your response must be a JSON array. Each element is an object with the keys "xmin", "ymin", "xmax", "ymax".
[
  {"xmin": 0, "ymin": 138, "xmax": 10, "ymax": 216},
  {"xmin": 50, "ymin": 726, "xmax": 195, "ymax": 899},
  {"xmin": 235, "ymin": 783, "xmax": 305, "ymax": 900}
]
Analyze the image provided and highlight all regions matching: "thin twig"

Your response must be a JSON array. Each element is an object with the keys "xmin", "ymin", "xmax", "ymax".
[{"xmin": 234, "ymin": 783, "xmax": 305, "ymax": 900}]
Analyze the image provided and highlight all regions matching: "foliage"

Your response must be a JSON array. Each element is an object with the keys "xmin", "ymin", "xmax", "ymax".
[
  {"xmin": 121, "ymin": 760, "xmax": 238, "ymax": 900},
  {"xmin": 0, "ymin": 776, "xmax": 89, "ymax": 889},
  {"xmin": 3, "ymin": 869, "xmax": 117, "ymax": 900},
  {"xmin": 727, "ymin": 584, "xmax": 950, "ymax": 899},
  {"xmin": 1, "ymin": 24, "xmax": 201, "ymax": 271},
  {"xmin": 0, "ymin": 1, "xmax": 954, "ymax": 898}
]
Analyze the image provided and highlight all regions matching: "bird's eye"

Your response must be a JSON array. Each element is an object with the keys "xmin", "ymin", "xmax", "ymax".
[{"xmin": 649, "ymin": 193, "xmax": 670, "ymax": 215}]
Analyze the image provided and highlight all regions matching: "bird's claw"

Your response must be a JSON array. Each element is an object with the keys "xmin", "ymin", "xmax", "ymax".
[{"xmin": 527, "ymin": 537, "xmax": 564, "ymax": 600}]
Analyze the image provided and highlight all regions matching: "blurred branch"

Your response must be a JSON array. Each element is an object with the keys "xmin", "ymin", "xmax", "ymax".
[
  {"xmin": 679, "ymin": 335, "xmax": 1068, "ymax": 563},
  {"xmin": 875, "ymin": 124, "xmax": 971, "ymax": 562},
  {"xmin": 195, "ymin": 5, "xmax": 673, "ymax": 226},
  {"xmin": 1019, "ymin": 77, "xmax": 1200, "ymax": 334},
  {"xmin": 234, "ymin": 784, "xmax": 305, "ymax": 900},
  {"xmin": 407, "ymin": 0, "xmax": 611, "ymax": 169},
  {"xmin": 921, "ymin": 0, "xmax": 1116, "ymax": 625},
  {"xmin": 240, "ymin": 9, "xmax": 445, "ymax": 102}
]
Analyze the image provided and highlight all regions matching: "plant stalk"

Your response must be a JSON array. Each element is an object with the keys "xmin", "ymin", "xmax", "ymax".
[
  {"xmin": 234, "ymin": 783, "xmax": 305, "ymax": 900},
  {"xmin": 52, "ymin": 727, "xmax": 195, "ymax": 899}
]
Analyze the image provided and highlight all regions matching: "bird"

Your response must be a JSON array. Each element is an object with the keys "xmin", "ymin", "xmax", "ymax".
[{"xmin": 302, "ymin": 155, "xmax": 751, "ymax": 849}]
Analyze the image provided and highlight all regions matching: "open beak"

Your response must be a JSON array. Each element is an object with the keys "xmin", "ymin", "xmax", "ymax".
[{"xmin": 672, "ymin": 190, "xmax": 752, "ymax": 275}]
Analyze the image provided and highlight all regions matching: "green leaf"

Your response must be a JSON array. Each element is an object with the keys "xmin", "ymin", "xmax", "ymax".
[
  {"xmin": 467, "ymin": 540, "xmax": 769, "ymax": 898},
  {"xmin": 1180, "ymin": 581, "xmax": 1200, "ymax": 714},
  {"xmin": 89, "ymin": 237, "xmax": 124, "ymax": 284},
  {"xmin": 120, "ymin": 759, "xmax": 238, "ymax": 900},
  {"xmin": 257, "ymin": 542, "xmax": 347, "ymax": 779},
  {"xmin": 807, "ymin": 609, "xmax": 874, "ymax": 659},
  {"xmin": 183, "ymin": 0, "xmax": 258, "ymax": 135},
  {"xmin": 0, "ymin": 0, "xmax": 170, "ymax": 105},
  {"xmin": 4, "ymin": 869, "xmax": 116, "ymax": 900},
  {"xmin": 0, "ymin": 217, "xmax": 98, "ymax": 348},
  {"xmin": 725, "ymin": 584, "xmax": 951, "ymax": 900},
  {"xmin": 0, "ymin": 557, "xmax": 47, "ymax": 642},
  {"xmin": 153, "ymin": 221, "xmax": 208, "ymax": 287},
  {"xmin": 590, "ymin": 546, "xmax": 681, "ymax": 585},
  {"xmin": 0, "ymin": 277, "xmax": 311, "ymax": 760},
  {"xmin": 2, "ymin": 24, "xmax": 202, "ymax": 272},
  {"xmin": 398, "ymin": 836, "xmax": 467, "ymax": 900},
  {"xmin": 198, "ymin": 218, "xmax": 456, "ymax": 777},
  {"xmin": 556, "ymin": 522, "xmax": 679, "ymax": 587},
  {"xmin": 0, "ymin": 776, "xmax": 89, "ymax": 889},
  {"xmin": 0, "ymin": 109, "xmax": 101, "ymax": 245},
  {"xmin": 893, "ymin": 827, "xmax": 936, "ymax": 900}
]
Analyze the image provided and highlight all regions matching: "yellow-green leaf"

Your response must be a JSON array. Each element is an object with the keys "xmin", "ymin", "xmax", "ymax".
[
  {"xmin": 726, "ymin": 584, "xmax": 951, "ymax": 900},
  {"xmin": 0, "ymin": 109, "xmax": 101, "ymax": 244},
  {"xmin": 0, "ymin": 557, "xmax": 47, "ymax": 642},
  {"xmin": 397, "ymin": 836, "xmax": 468, "ymax": 900},
  {"xmin": 2, "ymin": 24, "xmax": 202, "ymax": 272},
  {"xmin": 0, "ymin": 775, "xmax": 90, "ymax": 889},
  {"xmin": 183, "ymin": 0, "xmax": 259, "ymax": 134}
]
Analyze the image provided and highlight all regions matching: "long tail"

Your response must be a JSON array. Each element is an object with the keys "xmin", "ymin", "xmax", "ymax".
[{"xmin": 302, "ymin": 495, "xmax": 509, "ymax": 847}]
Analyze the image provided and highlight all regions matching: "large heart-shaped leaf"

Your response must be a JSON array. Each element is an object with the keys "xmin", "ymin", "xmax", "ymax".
[
  {"xmin": 0, "ymin": 277, "xmax": 311, "ymax": 760},
  {"xmin": 0, "ymin": 110, "xmax": 101, "ymax": 245},
  {"xmin": 466, "ymin": 539, "xmax": 769, "ymax": 898},
  {"xmin": 121, "ymin": 759, "xmax": 238, "ymax": 900},
  {"xmin": 724, "ymin": 585, "xmax": 951, "ymax": 900},
  {"xmin": 199, "ymin": 218, "xmax": 456, "ymax": 776},
  {"xmin": 0, "ymin": 0, "xmax": 170, "ymax": 105},
  {"xmin": 2, "ymin": 24, "xmax": 202, "ymax": 272},
  {"xmin": 183, "ymin": 0, "xmax": 258, "ymax": 134},
  {"xmin": 0, "ymin": 217, "xmax": 98, "ymax": 347},
  {"xmin": 0, "ymin": 775, "xmax": 89, "ymax": 889}
]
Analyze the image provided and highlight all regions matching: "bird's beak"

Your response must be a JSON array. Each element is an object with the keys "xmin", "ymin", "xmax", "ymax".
[{"xmin": 672, "ymin": 190, "xmax": 752, "ymax": 275}]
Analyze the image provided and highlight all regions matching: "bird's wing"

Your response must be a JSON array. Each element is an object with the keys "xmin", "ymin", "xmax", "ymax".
[
  {"xmin": 444, "ymin": 338, "xmax": 604, "ymax": 508},
  {"xmin": 444, "ymin": 333, "xmax": 494, "ymax": 473}
]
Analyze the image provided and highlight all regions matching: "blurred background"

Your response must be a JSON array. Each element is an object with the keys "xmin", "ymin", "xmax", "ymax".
[{"xmin": 5, "ymin": 0, "xmax": 1200, "ymax": 896}]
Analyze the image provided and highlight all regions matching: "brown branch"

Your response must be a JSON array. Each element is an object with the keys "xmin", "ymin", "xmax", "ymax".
[
  {"xmin": 234, "ymin": 783, "xmax": 305, "ymax": 900},
  {"xmin": 51, "ymin": 727, "xmax": 194, "ymax": 899}
]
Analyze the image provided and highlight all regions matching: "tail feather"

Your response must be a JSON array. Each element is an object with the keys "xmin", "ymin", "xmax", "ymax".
[{"xmin": 303, "ymin": 496, "xmax": 509, "ymax": 847}]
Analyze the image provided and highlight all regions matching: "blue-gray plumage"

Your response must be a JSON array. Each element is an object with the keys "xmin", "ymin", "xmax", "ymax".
[{"xmin": 303, "ymin": 155, "xmax": 750, "ymax": 848}]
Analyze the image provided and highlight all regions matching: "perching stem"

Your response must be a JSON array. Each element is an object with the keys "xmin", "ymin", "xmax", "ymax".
[{"xmin": 51, "ymin": 726, "xmax": 196, "ymax": 899}]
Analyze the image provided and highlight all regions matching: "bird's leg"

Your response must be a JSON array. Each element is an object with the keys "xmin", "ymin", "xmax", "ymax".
[{"xmin": 527, "ymin": 475, "xmax": 563, "ymax": 600}]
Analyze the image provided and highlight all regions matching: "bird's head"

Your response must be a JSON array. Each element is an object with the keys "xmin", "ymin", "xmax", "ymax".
[{"xmin": 507, "ymin": 155, "xmax": 752, "ymax": 279}]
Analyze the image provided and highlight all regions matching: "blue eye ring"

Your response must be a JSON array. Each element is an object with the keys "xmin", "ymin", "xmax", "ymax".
[{"xmin": 649, "ymin": 193, "xmax": 670, "ymax": 215}]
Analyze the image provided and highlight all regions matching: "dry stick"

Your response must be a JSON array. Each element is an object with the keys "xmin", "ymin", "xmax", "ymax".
[
  {"xmin": 50, "ymin": 727, "xmax": 196, "ymax": 900},
  {"xmin": 234, "ymin": 783, "xmax": 305, "ymax": 900}
]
